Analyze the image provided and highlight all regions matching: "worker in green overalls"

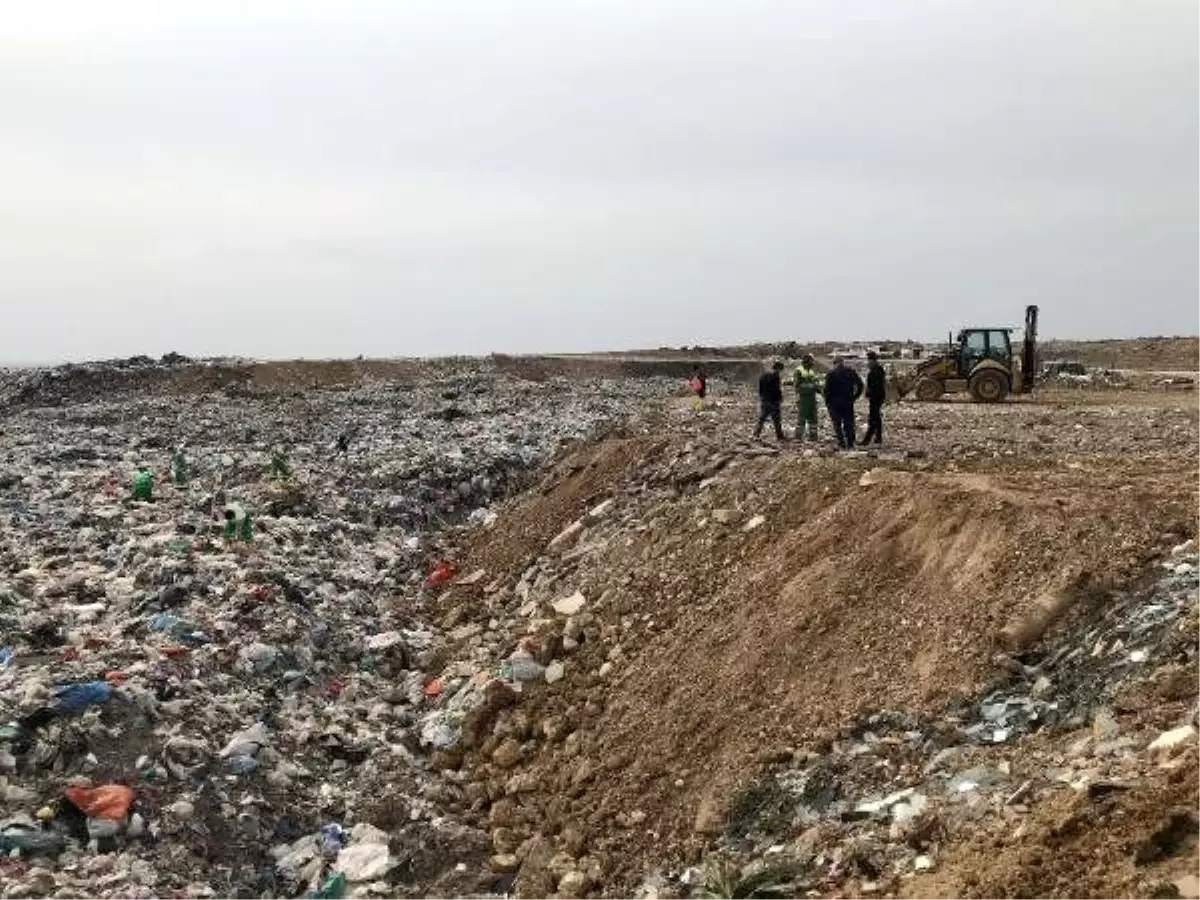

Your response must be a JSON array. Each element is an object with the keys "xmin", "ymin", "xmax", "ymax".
[
  {"xmin": 270, "ymin": 447, "xmax": 291, "ymax": 480},
  {"xmin": 222, "ymin": 504, "xmax": 253, "ymax": 544},
  {"xmin": 171, "ymin": 448, "xmax": 189, "ymax": 486},
  {"xmin": 131, "ymin": 466, "xmax": 154, "ymax": 501},
  {"xmin": 794, "ymin": 354, "xmax": 823, "ymax": 442}
]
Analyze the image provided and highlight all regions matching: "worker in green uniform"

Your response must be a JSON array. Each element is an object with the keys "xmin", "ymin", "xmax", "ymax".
[
  {"xmin": 270, "ymin": 448, "xmax": 291, "ymax": 480},
  {"xmin": 171, "ymin": 449, "xmax": 189, "ymax": 486},
  {"xmin": 131, "ymin": 466, "xmax": 154, "ymax": 501},
  {"xmin": 794, "ymin": 354, "xmax": 822, "ymax": 441},
  {"xmin": 222, "ymin": 504, "xmax": 253, "ymax": 543}
]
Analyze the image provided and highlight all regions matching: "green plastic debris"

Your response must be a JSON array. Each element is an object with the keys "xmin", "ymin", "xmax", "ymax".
[{"xmin": 311, "ymin": 872, "xmax": 346, "ymax": 899}]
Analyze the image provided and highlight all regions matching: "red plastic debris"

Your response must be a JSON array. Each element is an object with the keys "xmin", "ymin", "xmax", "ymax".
[
  {"xmin": 423, "ymin": 678, "xmax": 443, "ymax": 699},
  {"xmin": 64, "ymin": 784, "xmax": 135, "ymax": 820},
  {"xmin": 423, "ymin": 560, "xmax": 456, "ymax": 588},
  {"xmin": 103, "ymin": 670, "xmax": 127, "ymax": 684}
]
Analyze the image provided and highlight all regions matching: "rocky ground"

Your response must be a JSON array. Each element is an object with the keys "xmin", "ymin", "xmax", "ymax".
[{"xmin": 0, "ymin": 352, "xmax": 1196, "ymax": 899}]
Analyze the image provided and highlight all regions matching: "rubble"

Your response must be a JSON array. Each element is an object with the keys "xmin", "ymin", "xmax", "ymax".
[
  {"xmin": 0, "ymin": 352, "xmax": 1195, "ymax": 898},
  {"xmin": 0, "ymin": 359, "xmax": 674, "ymax": 897}
]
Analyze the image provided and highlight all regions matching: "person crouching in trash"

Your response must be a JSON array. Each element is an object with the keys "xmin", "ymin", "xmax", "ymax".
[{"xmin": 221, "ymin": 503, "xmax": 253, "ymax": 547}]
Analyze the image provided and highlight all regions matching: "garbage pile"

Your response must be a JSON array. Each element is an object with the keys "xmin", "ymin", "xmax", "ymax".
[
  {"xmin": 637, "ymin": 541, "xmax": 1199, "ymax": 899},
  {"xmin": 0, "ymin": 361, "xmax": 675, "ymax": 898},
  {"xmin": 0, "ymin": 355, "xmax": 220, "ymax": 409}
]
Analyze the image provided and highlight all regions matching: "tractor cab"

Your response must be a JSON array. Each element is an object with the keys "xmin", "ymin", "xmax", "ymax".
[{"xmin": 953, "ymin": 328, "xmax": 1014, "ymax": 375}]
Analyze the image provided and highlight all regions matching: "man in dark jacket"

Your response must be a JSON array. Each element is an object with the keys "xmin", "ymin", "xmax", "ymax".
[
  {"xmin": 754, "ymin": 360, "xmax": 786, "ymax": 441},
  {"xmin": 861, "ymin": 350, "xmax": 887, "ymax": 445},
  {"xmin": 823, "ymin": 356, "xmax": 864, "ymax": 449}
]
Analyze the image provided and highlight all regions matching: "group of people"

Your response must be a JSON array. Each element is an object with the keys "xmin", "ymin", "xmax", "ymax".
[{"xmin": 753, "ymin": 352, "xmax": 887, "ymax": 449}]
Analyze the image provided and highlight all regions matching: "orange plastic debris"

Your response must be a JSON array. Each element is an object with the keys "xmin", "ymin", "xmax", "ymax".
[{"xmin": 64, "ymin": 784, "xmax": 135, "ymax": 820}]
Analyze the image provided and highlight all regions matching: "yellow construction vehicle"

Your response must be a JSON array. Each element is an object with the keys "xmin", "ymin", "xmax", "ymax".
[{"xmin": 893, "ymin": 305, "xmax": 1039, "ymax": 403}]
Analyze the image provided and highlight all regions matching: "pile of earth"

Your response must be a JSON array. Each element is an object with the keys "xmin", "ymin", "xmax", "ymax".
[{"xmin": 409, "ymin": 389, "xmax": 1197, "ymax": 896}]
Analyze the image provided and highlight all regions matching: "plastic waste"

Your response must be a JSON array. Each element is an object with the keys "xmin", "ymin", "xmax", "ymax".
[
  {"xmin": 311, "ymin": 872, "xmax": 347, "ymax": 899},
  {"xmin": 220, "ymin": 721, "xmax": 270, "ymax": 759},
  {"xmin": 54, "ymin": 680, "xmax": 113, "ymax": 712},
  {"xmin": 87, "ymin": 817, "xmax": 122, "ymax": 842},
  {"xmin": 336, "ymin": 840, "xmax": 394, "ymax": 882},
  {"xmin": 501, "ymin": 651, "xmax": 546, "ymax": 682},
  {"xmin": 64, "ymin": 784, "xmax": 135, "ymax": 820},
  {"xmin": 319, "ymin": 823, "xmax": 346, "ymax": 856},
  {"xmin": 225, "ymin": 754, "xmax": 259, "ymax": 775},
  {"xmin": 0, "ymin": 824, "xmax": 67, "ymax": 856},
  {"xmin": 424, "ymin": 560, "xmax": 455, "ymax": 588}
]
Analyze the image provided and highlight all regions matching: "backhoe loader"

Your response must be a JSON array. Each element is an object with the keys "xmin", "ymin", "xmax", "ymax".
[{"xmin": 892, "ymin": 305, "xmax": 1039, "ymax": 403}]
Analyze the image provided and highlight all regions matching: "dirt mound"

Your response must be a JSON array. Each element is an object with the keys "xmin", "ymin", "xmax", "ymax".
[
  {"xmin": 903, "ymin": 756, "xmax": 1198, "ymax": 898},
  {"xmin": 429, "ymin": 430, "xmax": 1195, "ymax": 892}
]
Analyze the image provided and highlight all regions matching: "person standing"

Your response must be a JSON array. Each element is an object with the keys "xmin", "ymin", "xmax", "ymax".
[
  {"xmin": 861, "ymin": 351, "xmax": 887, "ymax": 445},
  {"xmin": 754, "ymin": 360, "xmax": 786, "ymax": 441},
  {"xmin": 688, "ymin": 365, "xmax": 708, "ymax": 410},
  {"xmin": 823, "ymin": 356, "xmax": 864, "ymax": 449},
  {"xmin": 794, "ymin": 354, "xmax": 822, "ymax": 441}
]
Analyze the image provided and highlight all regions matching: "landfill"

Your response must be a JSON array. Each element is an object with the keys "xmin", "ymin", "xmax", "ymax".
[
  {"xmin": 0, "ymin": 348, "xmax": 1196, "ymax": 899},
  {"xmin": 0, "ymin": 360, "xmax": 674, "ymax": 897}
]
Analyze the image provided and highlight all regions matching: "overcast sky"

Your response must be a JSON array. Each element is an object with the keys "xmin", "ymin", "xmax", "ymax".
[{"xmin": 0, "ymin": 1, "xmax": 1196, "ymax": 362}]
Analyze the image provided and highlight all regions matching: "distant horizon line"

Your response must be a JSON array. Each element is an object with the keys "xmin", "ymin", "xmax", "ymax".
[{"xmin": 1, "ymin": 333, "xmax": 1195, "ymax": 369}]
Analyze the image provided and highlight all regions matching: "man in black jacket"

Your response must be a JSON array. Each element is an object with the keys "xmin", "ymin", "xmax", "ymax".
[
  {"xmin": 861, "ymin": 350, "xmax": 887, "ymax": 445},
  {"xmin": 754, "ymin": 360, "xmax": 786, "ymax": 441},
  {"xmin": 823, "ymin": 356, "xmax": 864, "ymax": 449}
]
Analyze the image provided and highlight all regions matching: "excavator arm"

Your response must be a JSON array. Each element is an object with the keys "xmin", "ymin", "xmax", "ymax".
[{"xmin": 1020, "ymin": 304, "xmax": 1038, "ymax": 393}]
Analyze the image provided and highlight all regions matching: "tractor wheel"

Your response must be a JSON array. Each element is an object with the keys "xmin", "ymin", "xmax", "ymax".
[
  {"xmin": 969, "ymin": 370, "xmax": 1009, "ymax": 403},
  {"xmin": 914, "ymin": 378, "xmax": 943, "ymax": 402}
]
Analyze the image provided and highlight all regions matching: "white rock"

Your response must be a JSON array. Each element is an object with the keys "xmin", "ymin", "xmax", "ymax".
[
  {"xmin": 365, "ymin": 631, "xmax": 404, "ymax": 651},
  {"xmin": 742, "ymin": 515, "xmax": 766, "ymax": 532},
  {"xmin": 453, "ymin": 568, "xmax": 487, "ymax": 586},
  {"xmin": 548, "ymin": 520, "xmax": 585, "ymax": 552},
  {"xmin": 167, "ymin": 800, "xmax": 195, "ymax": 820},
  {"xmin": 545, "ymin": 662, "xmax": 565, "ymax": 684},
  {"xmin": 336, "ymin": 842, "xmax": 394, "ymax": 882},
  {"xmin": 584, "ymin": 499, "xmax": 615, "ymax": 523},
  {"xmin": 552, "ymin": 591, "xmax": 586, "ymax": 616},
  {"xmin": 1148, "ymin": 725, "xmax": 1197, "ymax": 756}
]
